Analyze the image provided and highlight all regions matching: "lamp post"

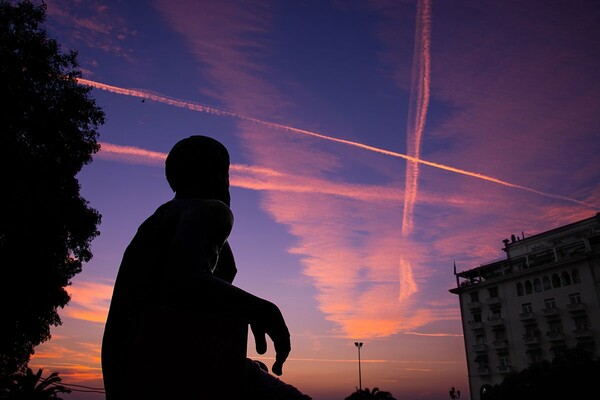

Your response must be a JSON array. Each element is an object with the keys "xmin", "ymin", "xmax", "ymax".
[{"xmin": 354, "ymin": 342, "xmax": 363, "ymax": 390}]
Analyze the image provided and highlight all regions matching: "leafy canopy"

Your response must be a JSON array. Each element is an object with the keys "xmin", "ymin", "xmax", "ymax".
[
  {"xmin": 345, "ymin": 387, "xmax": 397, "ymax": 400},
  {"xmin": 0, "ymin": 0, "xmax": 104, "ymax": 378},
  {"xmin": 484, "ymin": 348, "xmax": 600, "ymax": 400}
]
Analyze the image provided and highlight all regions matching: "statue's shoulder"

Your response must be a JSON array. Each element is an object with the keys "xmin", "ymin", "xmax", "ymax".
[
  {"xmin": 136, "ymin": 200, "xmax": 178, "ymax": 233},
  {"xmin": 134, "ymin": 199, "xmax": 233, "ymax": 246}
]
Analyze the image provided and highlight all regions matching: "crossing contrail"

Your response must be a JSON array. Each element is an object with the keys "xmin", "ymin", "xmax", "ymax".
[
  {"xmin": 402, "ymin": 0, "xmax": 432, "ymax": 236},
  {"xmin": 78, "ymin": 78, "xmax": 597, "ymax": 208}
]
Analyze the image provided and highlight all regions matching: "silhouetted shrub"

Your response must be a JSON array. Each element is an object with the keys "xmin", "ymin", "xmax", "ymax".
[
  {"xmin": 345, "ymin": 387, "xmax": 397, "ymax": 400},
  {"xmin": 0, "ymin": 0, "xmax": 103, "ymax": 378},
  {"xmin": 484, "ymin": 348, "xmax": 600, "ymax": 400}
]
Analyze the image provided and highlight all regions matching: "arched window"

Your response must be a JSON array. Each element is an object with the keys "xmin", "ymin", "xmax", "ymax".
[
  {"xmin": 542, "ymin": 276, "xmax": 551, "ymax": 290},
  {"xmin": 516, "ymin": 282, "xmax": 524, "ymax": 296},
  {"xmin": 525, "ymin": 280, "xmax": 533, "ymax": 295},
  {"xmin": 533, "ymin": 278, "xmax": 542, "ymax": 292},
  {"xmin": 561, "ymin": 271, "xmax": 571, "ymax": 286},
  {"xmin": 552, "ymin": 274, "xmax": 561, "ymax": 288},
  {"xmin": 572, "ymin": 269, "xmax": 581, "ymax": 284}
]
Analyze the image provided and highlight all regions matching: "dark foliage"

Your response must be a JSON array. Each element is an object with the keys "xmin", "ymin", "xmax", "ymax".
[
  {"xmin": 0, "ymin": 0, "xmax": 104, "ymax": 378},
  {"xmin": 0, "ymin": 367, "xmax": 70, "ymax": 399},
  {"xmin": 345, "ymin": 387, "xmax": 397, "ymax": 400},
  {"xmin": 484, "ymin": 348, "xmax": 600, "ymax": 400}
]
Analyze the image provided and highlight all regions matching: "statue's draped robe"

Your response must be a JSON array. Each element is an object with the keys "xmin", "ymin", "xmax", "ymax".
[{"xmin": 102, "ymin": 198, "xmax": 247, "ymax": 399}]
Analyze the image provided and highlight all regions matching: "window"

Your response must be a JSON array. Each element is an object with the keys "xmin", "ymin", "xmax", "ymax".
[
  {"xmin": 572, "ymin": 269, "xmax": 581, "ymax": 283},
  {"xmin": 522, "ymin": 303, "xmax": 533, "ymax": 313},
  {"xmin": 525, "ymin": 280, "xmax": 533, "ymax": 294},
  {"xmin": 476, "ymin": 333, "xmax": 486, "ymax": 345},
  {"xmin": 548, "ymin": 320, "xmax": 563, "ymax": 334},
  {"xmin": 527, "ymin": 350, "xmax": 543, "ymax": 364},
  {"xmin": 562, "ymin": 271, "xmax": 571, "ymax": 286},
  {"xmin": 569, "ymin": 293, "xmax": 582, "ymax": 304},
  {"xmin": 542, "ymin": 276, "xmax": 551, "ymax": 290},
  {"xmin": 573, "ymin": 315, "xmax": 589, "ymax": 330},
  {"xmin": 498, "ymin": 354, "xmax": 511, "ymax": 367},
  {"xmin": 544, "ymin": 298, "xmax": 556, "ymax": 309},
  {"xmin": 577, "ymin": 341, "xmax": 595, "ymax": 354},
  {"xmin": 533, "ymin": 278, "xmax": 542, "ymax": 292},
  {"xmin": 524, "ymin": 325, "xmax": 540, "ymax": 337},
  {"xmin": 475, "ymin": 354, "xmax": 488, "ymax": 368},
  {"xmin": 550, "ymin": 344, "xmax": 566, "ymax": 357},
  {"xmin": 470, "ymin": 291, "xmax": 479, "ymax": 302},
  {"xmin": 552, "ymin": 274, "xmax": 561, "ymax": 288},
  {"xmin": 488, "ymin": 287, "xmax": 499, "ymax": 298},
  {"xmin": 516, "ymin": 282, "xmax": 524, "ymax": 296},
  {"xmin": 494, "ymin": 328, "xmax": 507, "ymax": 342},
  {"xmin": 472, "ymin": 312, "xmax": 482, "ymax": 323}
]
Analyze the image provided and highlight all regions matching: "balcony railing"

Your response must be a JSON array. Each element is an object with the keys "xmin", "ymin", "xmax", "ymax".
[
  {"xmin": 485, "ymin": 297, "xmax": 501, "ymax": 306},
  {"xmin": 473, "ymin": 343, "xmax": 488, "ymax": 353},
  {"xmin": 492, "ymin": 339, "xmax": 508, "ymax": 350},
  {"xmin": 542, "ymin": 307, "xmax": 559, "ymax": 317},
  {"xmin": 467, "ymin": 301, "xmax": 481, "ymax": 309},
  {"xmin": 487, "ymin": 315, "xmax": 504, "ymax": 327},
  {"xmin": 476, "ymin": 367, "xmax": 490, "ymax": 376},
  {"xmin": 567, "ymin": 302, "xmax": 586, "ymax": 313},
  {"xmin": 523, "ymin": 334, "xmax": 541, "ymax": 346},
  {"xmin": 455, "ymin": 240, "xmax": 589, "ymax": 288},
  {"xmin": 573, "ymin": 328, "xmax": 593, "ymax": 338},
  {"xmin": 546, "ymin": 331, "xmax": 565, "ymax": 342},
  {"xmin": 468, "ymin": 321, "xmax": 484, "ymax": 330},
  {"xmin": 519, "ymin": 312, "xmax": 536, "ymax": 321},
  {"xmin": 498, "ymin": 365, "xmax": 514, "ymax": 374}
]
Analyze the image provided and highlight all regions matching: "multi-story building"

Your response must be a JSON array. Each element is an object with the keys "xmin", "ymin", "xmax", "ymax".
[{"xmin": 450, "ymin": 213, "xmax": 600, "ymax": 400}]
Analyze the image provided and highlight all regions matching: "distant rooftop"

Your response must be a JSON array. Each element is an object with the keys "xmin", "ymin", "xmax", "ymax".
[{"xmin": 450, "ymin": 212, "xmax": 600, "ymax": 292}]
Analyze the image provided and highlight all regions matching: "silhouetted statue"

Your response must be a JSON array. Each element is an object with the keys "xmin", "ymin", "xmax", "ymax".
[{"xmin": 102, "ymin": 136, "xmax": 310, "ymax": 399}]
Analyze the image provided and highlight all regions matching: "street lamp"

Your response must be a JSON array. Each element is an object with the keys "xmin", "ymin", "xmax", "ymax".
[{"xmin": 354, "ymin": 342, "xmax": 363, "ymax": 390}]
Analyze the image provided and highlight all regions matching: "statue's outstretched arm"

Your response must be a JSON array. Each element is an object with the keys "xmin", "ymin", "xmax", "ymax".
[{"xmin": 162, "ymin": 200, "xmax": 290, "ymax": 374}]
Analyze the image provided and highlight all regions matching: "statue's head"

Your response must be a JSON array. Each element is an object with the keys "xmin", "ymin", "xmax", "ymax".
[{"xmin": 165, "ymin": 136, "xmax": 230, "ymax": 205}]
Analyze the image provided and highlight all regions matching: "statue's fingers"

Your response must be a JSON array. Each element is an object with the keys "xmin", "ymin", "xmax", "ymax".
[
  {"xmin": 251, "ymin": 323, "xmax": 268, "ymax": 354},
  {"xmin": 272, "ymin": 336, "xmax": 290, "ymax": 376}
]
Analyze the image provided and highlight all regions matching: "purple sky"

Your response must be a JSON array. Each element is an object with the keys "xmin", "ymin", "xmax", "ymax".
[{"xmin": 29, "ymin": 1, "xmax": 600, "ymax": 399}]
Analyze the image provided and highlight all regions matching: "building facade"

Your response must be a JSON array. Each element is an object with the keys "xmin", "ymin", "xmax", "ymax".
[{"xmin": 450, "ymin": 213, "xmax": 600, "ymax": 400}]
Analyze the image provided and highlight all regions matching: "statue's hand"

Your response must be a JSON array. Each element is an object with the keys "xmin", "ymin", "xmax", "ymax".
[{"xmin": 251, "ymin": 301, "xmax": 290, "ymax": 376}]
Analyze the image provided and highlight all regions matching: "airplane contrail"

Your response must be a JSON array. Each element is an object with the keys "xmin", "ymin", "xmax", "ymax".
[
  {"xmin": 78, "ymin": 78, "xmax": 597, "ymax": 208},
  {"xmin": 402, "ymin": 0, "xmax": 432, "ymax": 236}
]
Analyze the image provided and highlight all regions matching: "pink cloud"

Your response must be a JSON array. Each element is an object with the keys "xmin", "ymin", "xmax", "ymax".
[
  {"xmin": 82, "ymin": 80, "xmax": 595, "ymax": 208},
  {"xmin": 424, "ymin": 2, "xmax": 600, "ymax": 189},
  {"xmin": 152, "ymin": 0, "xmax": 599, "ymax": 341},
  {"xmin": 45, "ymin": 0, "xmax": 135, "ymax": 60},
  {"xmin": 63, "ymin": 280, "xmax": 113, "ymax": 324},
  {"xmin": 98, "ymin": 141, "xmax": 496, "ymax": 207},
  {"xmin": 31, "ymin": 338, "xmax": 103, "ymax": 382},
  {"xmin": 261, "ymin": 190, "xmax": 441, "ymax": 338}
]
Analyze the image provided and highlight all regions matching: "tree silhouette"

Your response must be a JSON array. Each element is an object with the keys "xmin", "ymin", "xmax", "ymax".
[
  {"xmin": 345, "ymin": 387, "xmax": 397, "ymax": 400},
  {"xmin": 0, "ymin": 0, "xmax": 104, "ymax": 378},
  {"xmin": 485, "ymin": 348, "xmax": 600, "ymax": 400},
  {"xmin": 1, "ymin": 367, "xmax": 71, "ymax": 399}
]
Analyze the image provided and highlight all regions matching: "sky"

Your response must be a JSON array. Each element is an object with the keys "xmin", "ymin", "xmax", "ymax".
[{"xmin": 27, "ymin": 0, "xmax": 600, "ymax": 399}]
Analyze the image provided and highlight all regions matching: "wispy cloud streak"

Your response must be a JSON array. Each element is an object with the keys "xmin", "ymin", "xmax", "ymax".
[
  {"xmin": 97, "ymin": 141, "xmax": 404, "ymax": 202},
  {"xmin": 96, "ymin": 142, "xmax": 526, "ymax": 209},
  {"xmin": 80, "ymin": 79, "xmax": 596, "ymax": 208},
  {"xmin": 64, "ymin": 281, "xmax": 113, "ymax": 323},
  {"xmin": 402, "ymin": 0, "xmax": 431, "ymax": 236}
]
